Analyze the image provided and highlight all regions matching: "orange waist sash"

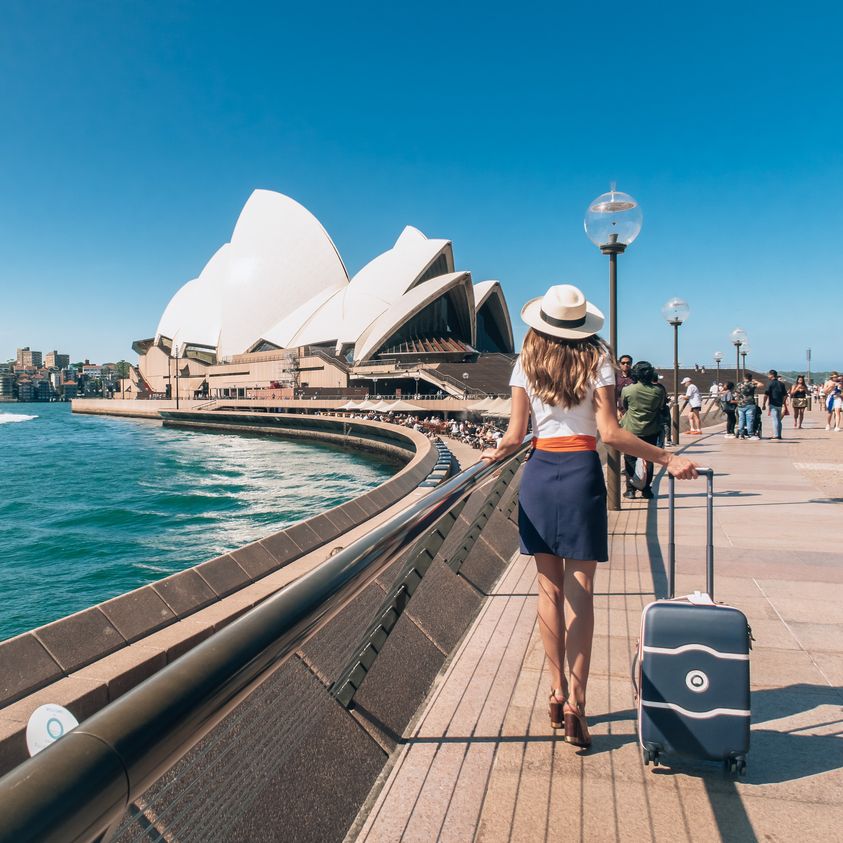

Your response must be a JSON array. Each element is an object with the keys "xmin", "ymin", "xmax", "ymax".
[{"xmin": 532, "ymin": 435, "xmax": 597, "ymax": 452}]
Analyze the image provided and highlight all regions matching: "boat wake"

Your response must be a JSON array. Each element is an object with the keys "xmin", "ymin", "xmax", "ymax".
[{"xmin": 0, "ymin": 413, "xmax": 38, "ymax": 425}]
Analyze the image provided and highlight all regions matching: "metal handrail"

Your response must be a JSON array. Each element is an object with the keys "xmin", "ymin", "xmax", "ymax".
[{"xmin": 0, "ymin": 437, "xmax": 531, "ymax": 843}]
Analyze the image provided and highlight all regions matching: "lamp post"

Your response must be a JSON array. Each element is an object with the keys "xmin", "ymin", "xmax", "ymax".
[
  {"xmin": 740, "ymin": 343, "xmax": 750, "ymax": 380},
  {"xmin": 585, "ymin": 184, "xmax": 643, "ymax": 511},
  {"xmin": 714, "ymin": 351, "xmax": 723, "ymax": 392},
  {"xmin": 730, "ymin": 328, "xmax": 747, "ymax": 382},
  {"xmin": 662, "ymin": 298, "xmax": 690, "ymax": 446},
  {"xmin": 807, "ymin": 348, "xmax": 812, "ymax": 409},
  {"xmin": 462, "ymin": 371, "xmax": 469, "ymax": 399},
  {"xmin": 173, "ymin": 343, "xmax": 181, "ymax": 410}
]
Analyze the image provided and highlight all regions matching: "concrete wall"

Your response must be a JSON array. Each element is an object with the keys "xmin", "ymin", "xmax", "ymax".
[{"xmin": 111, "ymin": 465, "xmax": 524, "ymax": 843}]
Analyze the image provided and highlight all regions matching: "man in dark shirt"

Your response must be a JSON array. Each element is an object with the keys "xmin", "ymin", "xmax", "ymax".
[
  {"xmin": 616, "ymin": 354, "xmax": 633, "ymax": 416},
  {"xmin": 762, "ymin": 369, "xmax": 789, "ymax": 440},
  {"xmin": 620, "ymin": 361, "xmax": 666, "ymax": 499}
]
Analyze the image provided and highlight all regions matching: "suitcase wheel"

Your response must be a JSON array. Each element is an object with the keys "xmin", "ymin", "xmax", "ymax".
[
  {"xmin": 724, "ymin": 757, "xmax": 747, "ymax": 776},
  {"xmin": 642, "ymin": 748, "xmax": 660, "ymax": 767}
]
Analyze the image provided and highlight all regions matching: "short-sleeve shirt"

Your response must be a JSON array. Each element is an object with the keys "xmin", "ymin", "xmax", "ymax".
[
  {"xmin": 737, "ymin": 382, "xmax": 757, "ymax": 406},
  {"xmin": 509, "ymin": 356, "xmax": 616, "ymax": 439},
  {"xmin": 620, "ymin": 382, "xmax": 666, "ymax": 437},
  {"xmin": 764, "ymin": 380, "xmax": 788, "ymax": 407},
  {"xmin": 685, "ymin": 383, "xmax": 702, "ymax": 409}
]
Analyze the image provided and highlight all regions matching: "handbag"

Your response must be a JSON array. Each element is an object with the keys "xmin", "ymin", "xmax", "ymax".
[
  {"xmin": 783, "ymin": 404, "xmax": 790, "ymax": 417},
  {"xmin": 631, "ymin": 457, "xmax": 648, "ymax": 491}
]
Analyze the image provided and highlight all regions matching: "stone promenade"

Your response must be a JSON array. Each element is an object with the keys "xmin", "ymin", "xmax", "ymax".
[{"xmin": 354, "ymin": 408, "xmax": 843, "ymax": 842}]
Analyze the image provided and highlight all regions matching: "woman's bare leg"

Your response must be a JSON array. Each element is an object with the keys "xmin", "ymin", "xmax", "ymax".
[
  {"xmin": 535, "ymin": 553, "xmax": 567, "ymax": 698},
  {"xmin": 564, "ymin": 559, "xmax": 598, "ymax": 708}
]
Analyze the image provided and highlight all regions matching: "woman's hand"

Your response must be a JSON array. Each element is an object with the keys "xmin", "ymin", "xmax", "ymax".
[
  {"xmin": 666, "ymin": 453, "xmax": 699, "ymax": 479},
  {"xmin": 479, "ymin": 447, "xmax": 501, "ymax": 463}
]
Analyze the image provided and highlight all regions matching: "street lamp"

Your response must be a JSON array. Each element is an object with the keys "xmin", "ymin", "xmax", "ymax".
[
  {"xmin": 662, "ymin": 298, "xmax": 690, "ymax": 446},
  {"xmin": 714, "ymin": 351, "xmax": 723, "ymax": 391},
  {"xmin": 740, "ymin": 343, "xmax": 751, "ymax": 379},
  {"xmin": 462, "ymin": 371, "xmax": 469, "ymax": 399},
  {"xmin": 730, "ymin": 328, "xmax": 747, "ymax": 382},
  {"xmin": 172, "ymin": 343, "xmax": 181, "ymax": 410},
  {"xmin": 585, "ymin": 184, "xmax": 643, "ymax": 511}
]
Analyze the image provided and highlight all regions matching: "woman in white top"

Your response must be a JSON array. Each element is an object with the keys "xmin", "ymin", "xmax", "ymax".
[{"xmin": 481, "ymin": 285, "xmax": 697, "ymax": 748}]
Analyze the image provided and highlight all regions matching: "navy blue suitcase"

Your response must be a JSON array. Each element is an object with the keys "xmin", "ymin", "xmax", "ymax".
[{"xmin": 634, "ymin": 469, "xmax": 752, "ymax": 774}]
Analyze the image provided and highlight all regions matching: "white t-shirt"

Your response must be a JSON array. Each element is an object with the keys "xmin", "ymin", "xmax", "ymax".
[
  {"xmin": 509, "ymin": 356, "xmax": 616, "ymax": 439},
  {"xmin": 685, "ymin": 384, "xmax": 702, "ymax": 409}
]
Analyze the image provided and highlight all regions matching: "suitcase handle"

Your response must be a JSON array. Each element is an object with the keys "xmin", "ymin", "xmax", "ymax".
[{"xmin": 667, "ymin": 467, "xmax": 714, "ymax": 600}]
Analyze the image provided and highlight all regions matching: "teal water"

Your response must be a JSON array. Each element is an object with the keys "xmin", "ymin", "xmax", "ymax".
[{"xmin": 0, "ymin": 404, "xmax": 396, "ymax": 641}]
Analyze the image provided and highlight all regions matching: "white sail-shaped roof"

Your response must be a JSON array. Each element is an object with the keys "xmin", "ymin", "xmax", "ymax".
[
  {"xmin": 354, "ymin": 272, "xmax": 474, "ymax": 363},
  {"xmin": 473, "ymin": 279, "xmax": 514, "ymax": 353},
  {"xmin": 156, "ymin": 243, "xmax": 229, "ymax": 351}
]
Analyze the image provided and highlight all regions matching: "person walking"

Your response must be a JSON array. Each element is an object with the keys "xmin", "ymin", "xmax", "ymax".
[
  {"xmin": 480, "ymin": 284, "xmax": 697, "ymax": 748},
  {"xmin": 616, "ymin": 354, "xmax": 633, "ymax": 417},
  {"xmin": 720, "ymin": 380, "xmax": 738, "ymax": 438},
  {"xmin": 762, "ymin": 370, "xmax": 789, "ymax": 440},
  {"xmin": 789, "ymin": 375, "xmax": 809, "ymax": 429},
  {"xmin": 736, "ymin": 373, "xmax": 761, "ymax": 439},
  {"xmin": 620, "ymin": 361, "xmax": 666, "ymax": 499},
  {"xmin": 823, "ymin": 372, "xmax": 842, "ymax": 431},
  {"xmin": 680, "ymin": 376, "xmax": 703, "ymax": 434}
]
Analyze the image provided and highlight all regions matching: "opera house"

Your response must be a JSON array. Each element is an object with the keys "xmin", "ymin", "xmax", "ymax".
[{"xmin": 130, "ymin": 190, "xmax": 515, "ymax": 401}]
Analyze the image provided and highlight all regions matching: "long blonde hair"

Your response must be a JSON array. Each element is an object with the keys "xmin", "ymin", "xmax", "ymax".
[{"xmin": 520, "ymin": 329, "xmax": 613, "ymax": 408}]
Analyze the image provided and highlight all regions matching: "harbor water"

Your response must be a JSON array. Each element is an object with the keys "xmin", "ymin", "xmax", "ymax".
[{"xmin": 0, "ymin": 404, "xmax": 396, "ymax": 641}]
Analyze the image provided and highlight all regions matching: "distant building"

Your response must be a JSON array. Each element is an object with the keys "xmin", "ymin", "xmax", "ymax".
[
  {"xmin": 45, "ymin": 351, "xmax": 70, "ymax": 369},
  {"xmin": 62, "ymin": 381, "xmax": 78, "ymax": 399},
  {"xmin": 0, "ymin": 374, "xmax": 14, "ymax": 402},
  {"xmin": 16, "ymin": 347, "xmax": 42, "ymax": 369},
  {"xmin": 17, "ymin": 381, "xmax": 34, "ymax": 402}
]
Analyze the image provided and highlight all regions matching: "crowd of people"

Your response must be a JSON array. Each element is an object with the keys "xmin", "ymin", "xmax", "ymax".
[
  {"xmin": 614, "ymin": 358, "xmax": 838, "ymax": 498},
  {"xmin": 325, "ymin": 410, "xmax": 505, "ymax": 449}
]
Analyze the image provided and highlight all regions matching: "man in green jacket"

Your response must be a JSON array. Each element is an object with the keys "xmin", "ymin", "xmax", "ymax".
[{"xmin": 620, "ymin": 361, "xmax": 667, "ymax": 499}]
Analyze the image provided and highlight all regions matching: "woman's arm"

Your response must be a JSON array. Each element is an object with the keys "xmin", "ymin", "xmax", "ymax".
[
  {"xmin": 594, "ymin": 386, "xmax": 698, "ymax": 478},
  {"xmin": 480, "ymin": 387, "xmax": 530, "ymax": 462}
]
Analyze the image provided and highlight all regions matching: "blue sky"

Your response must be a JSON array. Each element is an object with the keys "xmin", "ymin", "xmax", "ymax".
[{"xmin": 0, "ymin": 1, "xmax": 840, "ymax": 371}]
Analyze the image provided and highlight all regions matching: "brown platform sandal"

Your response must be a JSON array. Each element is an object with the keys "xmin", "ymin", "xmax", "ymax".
[
  {"xmin": 563, "ymin": 701, "xmax": 591, "ymax": 748},
  {"xmin": 548, "ymin": 688, "xmax": 565, "ymax": 730}
]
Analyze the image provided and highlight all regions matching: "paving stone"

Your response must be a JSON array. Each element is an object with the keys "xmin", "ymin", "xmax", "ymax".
[
  {"xmin": 284, "ymin": 520, "xmax": 324, "ymax": 554},
  {"xmin": 33, "ymin": 608, "xmax": 125, "ymax": 673},
  {"xmin": 229, "ymin": 540, "xmax": 281, "ymax": 580},
  {"xmin": 99, "ymin": 586, "xmax": 176, "ymax": 643},
  {"xmin": 194, "ymin": 554, "xmax": 250, "ymax": 597},
  {"xmin": 73, "ymin": 644, "xmax": 166, "ymax": 702},
  {"xmin": 258, "ymin": 530, "xmax": 303, "ymax": 566},
  {"xmin": 0, "ymin": 633, "xmax": 64, "ymax": 707},
  {"xmin": 152, "ymin": 568, "xmax": 217, "ymax": 617}
]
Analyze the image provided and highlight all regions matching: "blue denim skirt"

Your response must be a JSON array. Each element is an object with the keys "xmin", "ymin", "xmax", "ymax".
[{"xmin": 518, "ymin": 449, "xmax": 608, "ymax": 562}]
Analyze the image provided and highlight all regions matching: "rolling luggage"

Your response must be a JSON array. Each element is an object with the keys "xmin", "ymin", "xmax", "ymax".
[{"xmin": 633, "ymin": 469, "xmax": 752, "ymax": 774}]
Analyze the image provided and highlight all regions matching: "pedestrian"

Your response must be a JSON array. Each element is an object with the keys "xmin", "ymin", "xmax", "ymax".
[
  {"xmin": 762, "ymin": 370, "xmax": 789, "ymax": 440},
  {"xmin": 653, "ymin": 372, "xmax": 672, "ymax": 447},
  {"xmin": 480, "ymin": 284, "xmax": 697, "ymax": 748},
  {"xmin": 720, "ymin": 381, "xmax": 738, "ymax": 438},
  {"xmin": 680, "ymin": 376, "xmax": 703, "ymax": 434},
  {"xmin": 789, "ymin": 375, "xmax": 809, "ymax": 429},
  {"xmin": 823, "ymin": 372, "xmax": 842, "ymax": 431},
  {"xmin": 735, "ymin": 373, "xmax": 762, "ymax": 440},
  {"xmin": 620, "ymin": 361, "xmax": 666, "ymax": 499},
  {"xmin": 616, "ymin": 354, "xmax": 633, "ymax": 416}
]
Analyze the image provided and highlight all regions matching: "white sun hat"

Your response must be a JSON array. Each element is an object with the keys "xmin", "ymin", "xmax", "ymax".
[
  {"xmin": 681, "ymin": 377, "xmax": 692, "ymax": 384},
  {"xmin": 520, "ymin": 284, "xmax": 604, "ymax": 340}
]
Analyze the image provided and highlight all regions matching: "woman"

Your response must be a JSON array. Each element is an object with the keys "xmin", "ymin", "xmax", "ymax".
[
  {"xmin": 720, "ymin": 381, "xmax": 737, "ymax": 438},
  {"xmin": 824, "ymin": 373, "xmax": 842, "ymax": 432},
  {"xmin": 481, "ymin": 285, "xmax": 697, "ymax": 748},
  {"xmin": 789, "ymin": 375, "xmax": 809, "ymax": 430}
]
